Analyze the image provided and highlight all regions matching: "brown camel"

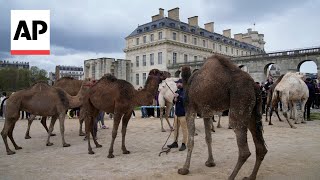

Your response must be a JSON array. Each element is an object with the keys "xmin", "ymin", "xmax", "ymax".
[
  {"xmin": 265, "ymin": 74, "xmax": 284, "ymax": 125},
  {"xmin": 81, "ymin": 69, "xmax": 168, "ymax": 156},
  {"xmin": 178, "ymin": 55, "xmax": 267, "ymax": 180},
  {"xmin": 1, "ymin": 80, "xmax": 93, "ymax": 155},
  {"xmin": 24, "ymin": 77, "xmax": 85, "ymax": 139}
]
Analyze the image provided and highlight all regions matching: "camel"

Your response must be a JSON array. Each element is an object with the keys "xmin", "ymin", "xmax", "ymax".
[
  {"xmin": 265, "ymin": 74, "xmax": 284, "ymax": 125},
  {"xmin": 24, "ymin": 77, "xmax": 85, "ymax": 139},
  {"xmin": 271, "ymin": 72, "xmax": 309, "ymax": 128},
  {"xmin": 178, "ymin": 55, "xmax": 267, "ymax": 180},
  {"xmin": 81, "ymin": 69, "xmax": 168, "ymax": 156},
  {"xmin": 1, "ymin": 80, "xmax": 93, "ymax": 155},
  {"xmin": 158, "ymin": 78, "xmax": 178, "ymax": 132}
]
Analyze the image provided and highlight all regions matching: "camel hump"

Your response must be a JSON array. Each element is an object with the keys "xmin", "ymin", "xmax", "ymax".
[
  {"xmin": 30, "ymin": 81, "xmax": 50, "ymax": 89},
  {"xmin": 181, "ymin": 66, "xmax": 192, "ymax": 86},
  {"xmin": 103, "ymin": 74, "xmax": 117, "ymax": 82}
]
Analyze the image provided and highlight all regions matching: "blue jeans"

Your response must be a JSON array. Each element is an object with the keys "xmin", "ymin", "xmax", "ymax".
[{"xmin": 141, "ymin": 107, "xmax": 147, "ymax": 118}]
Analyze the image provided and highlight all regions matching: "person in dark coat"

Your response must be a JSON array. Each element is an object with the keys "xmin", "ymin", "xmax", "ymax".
[{"xmin": 305, "ymin": 78, "xmax": 316, "ymax": 121}]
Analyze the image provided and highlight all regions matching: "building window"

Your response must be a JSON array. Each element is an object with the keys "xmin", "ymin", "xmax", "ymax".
[
  {"xmin": 143, "ymin": 73, "xmax": 147, "ymax": 85},
  {"xmin": 184, "ymin": 54, "xmax": 188, "ymax": 63},
  {"xmin": 173, "ymin": 32, "xmax": 177, "ymax": 40},
  {"xmin": 136, "ymin": 56, "xmax": 139, "ymax": 67},
  {"xmin": 150, "ymin": 34, "xmax": 154, "ymax": 42},
  {"xmin": 150, "ymin": 53, "xmax": 154, "ymax": 66},
  {"xmin": 246, "ymin": 52, "xmax": 248, "ymax": 56},
  {"xmin": 158, "ymin": 52, "xmax": 162, "ymax": 64},
  {"xmin": 173, "ymin": 52, "xmax": 177, "ymax": 64},
  {"xmin": 203, "ymin": 40, "xmax": 206, "ymax": 47},
  {"xmin": 143, "ymin": 55, "xmax": 146, "ymax": 66},
  {"xmin": 219, "ymin": 45, "xmax": 222, "ymax": 51},
  {"xmin": 136, "ymin": 74, "xmax": 139, "ymax": 85},
  {"xmin": 136, "ymin": 38, "xmax": 139, "ymax": 45},
  {"xmin": 184, "ymin": 35, "xmax": 187, "ymax": 43},
  {"xmin": 226, "ymin": 46, "xmax": 228, "ymax": 53},
  {"xmin": 143, "ymin": 36, "xmax": 147, "ymax": 43},
  {"xmin": 236, "ymin": 49, "xmax": 239, "ymax": 55},
  {"xmin": 231, "ymin": 48, "xmax": 234, "ymax": 54},
  {"xmin": 193, "ymin": 37, "xmax": 197, "ymax": 45},
  {"xmin": 194, "ymin": 56, "xmax": 198, "ymax": 61},
  {"xmin": 241, "ymin": 51, "xmax": 244, "ymax": 56},
  {"xmin": 158, "ymin": 31, "xmax": 162, "ymax": 40},
  {"xmin": 213, "ymin": 43, "xmax": 216, "ymax": 50}
]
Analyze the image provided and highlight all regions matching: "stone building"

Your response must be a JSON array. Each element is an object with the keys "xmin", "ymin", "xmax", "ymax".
[
  {"xmin": 124, "ymin": 7, "xmax": 265, "ymax": 87},
  {"xmin": 0, "ymin": 60, "xmax": 29, "ymax": 69},
  {"xmin": 55, "ymin": 65, "xmax": 84, "ymax": 80},
  {"xmin": 84, "ymin": 58, "xmax": 131, "ymax": 81}
]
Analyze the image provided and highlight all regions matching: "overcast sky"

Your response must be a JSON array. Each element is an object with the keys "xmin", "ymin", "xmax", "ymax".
[{"xmin": 1, "ymin": 0, "xmax": 319, "ymax": 73}]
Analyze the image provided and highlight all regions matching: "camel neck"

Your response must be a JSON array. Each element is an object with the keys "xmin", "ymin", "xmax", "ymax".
[{"xmin": 134, "ymin": 77, "xmax": 159, "ymax": 106}]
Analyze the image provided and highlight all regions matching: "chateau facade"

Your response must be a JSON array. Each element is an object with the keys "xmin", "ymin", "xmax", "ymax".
[{"xmin": 124, "ymin": 7, "xmax": 265, "ymax": 87}]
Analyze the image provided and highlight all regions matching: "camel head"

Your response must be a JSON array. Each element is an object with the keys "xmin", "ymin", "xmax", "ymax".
[{"xmin": 148, "ymin": 69, "xmax": 169, "ymax": 83}]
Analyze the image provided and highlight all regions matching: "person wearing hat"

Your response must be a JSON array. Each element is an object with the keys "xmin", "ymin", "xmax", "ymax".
[
  {"xmin": 167, "ymin": 79, "xmax": 187, "ymax": 151},
  {"xmin": 305, "ymin": 77, "xmax": 315, "ymax": 121}
]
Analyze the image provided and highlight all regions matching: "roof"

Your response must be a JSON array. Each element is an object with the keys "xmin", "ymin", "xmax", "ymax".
[{"xmin": 127, "ymin": 17, "xmax": 264, "ymax": 53}]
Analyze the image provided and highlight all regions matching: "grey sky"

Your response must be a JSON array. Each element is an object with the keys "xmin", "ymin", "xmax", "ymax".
[{"xmin": 1, "ymin": 0, "xmax": 319, "ymax": 72}]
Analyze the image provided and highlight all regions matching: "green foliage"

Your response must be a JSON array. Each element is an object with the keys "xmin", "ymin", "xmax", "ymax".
[{"xmin": 0, "ymin": 66, "xmax": 48, "ymax": 92}]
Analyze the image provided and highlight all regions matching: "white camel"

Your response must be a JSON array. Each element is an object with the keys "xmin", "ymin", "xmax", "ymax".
[
  {"xmin": 158, "ymin": 78, "xmax": 178, "ymax": 132},
  {"xmin": 271, "ymin": 72, "xmax": 309, "ymax": 128}
]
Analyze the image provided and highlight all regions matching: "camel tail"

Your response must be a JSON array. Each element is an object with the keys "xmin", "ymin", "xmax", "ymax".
[
  {"xmin": 253, "ymin": 85, "xmax": 267, "ymax": 147},
  {"xmin": 181, "ymin": 66, "xmax": 192, "ymax": 88}
]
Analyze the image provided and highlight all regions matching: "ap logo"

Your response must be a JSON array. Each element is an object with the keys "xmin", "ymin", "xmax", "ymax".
[{"xmin": 11, "ymin": 10, "xmax": 50, "ymax": 55}]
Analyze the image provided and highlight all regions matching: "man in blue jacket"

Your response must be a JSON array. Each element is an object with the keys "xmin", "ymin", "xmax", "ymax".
[
  {"xmin": 305, "ymin": 78, "xmax": 316, "ymax": 121},
  {"xmin": 167, "ymin": 79, "xmax": 187, "ymax": 151}
]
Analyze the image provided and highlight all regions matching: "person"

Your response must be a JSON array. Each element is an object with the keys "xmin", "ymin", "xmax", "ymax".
[
  {"xmin": 0, "ymin": 92, "xmax": 8, "ymax": 119},
  {"xmin": 167, "ymin": 79, "xmax": 187, "ymax": 151},
  {"xmin": 259, "ymin": 82, "xmax": 267, "ymax": 114},
  {"xmin": 138, "ymin": 86, "xmax": 147, "ymax": 118},
  {"xmin": 304, "ymin": 78, "xmax": 315, "ymax": 121},
  {"xmin": 21, "ymin": 111, "xmax": 31, "ymax": 120}
]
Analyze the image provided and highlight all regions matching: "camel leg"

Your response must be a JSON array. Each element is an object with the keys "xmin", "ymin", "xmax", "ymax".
[
  {"xmin": 211, "ymin": 117, "xmax": 215, "ymax": 132},
  {"xmin": 41, "ymin": 116, "xmax": 56, "ymax": 136},
  {"xmin": 203, "ymin": 118, "xmax": 215, "ymax": 167},
  {"xmin": 282, "ymin": 99, "xmax": 296, "ymax": 129},
  {"xmin": 121, "ymin": 111, "xmax": 132, "ymax": 155},
  {"xmin": 245, "ymin": 119, "xmax": 268, "ymax": 180},
  {"xmin": 91, "ymin": 120, "xmax": 102, "ymax": 148},
  {"xmin": 217, "ymin": 115, "xmax": 222, "ymax": 128},
  {"xmin": 228, "ymin": 127, "xmax": 251, "ymax": 180},
  {"xmin": 160, "ymin": 107, "xmax": 165, "ymax": 132},
  {"xmin": 292, "ymin": 102, "xmax": 299, "ymax": 124},
  {"xmin": 8, "ymin": 121, "xmax": 22, "ymax": 150},
  {"xmin": 1, "ymin": 117, "xmax": 18, "ymax": 155},
  {"xmin": 58, "ymin": 114, "xmax": 70, "ymax": 147},
  {"xmin": 301, "ymin": 99, "xmax": 307, "ymax": 124},
  {"xmin": 178, "ymin": 110, "xmax": 196, "ymax": 175},
  {"xmin": 79, "ymin": 117, "xmax": 85, "ymax": 136},
  {"xmin": 46, "ymin": 116, "xmax": 58, "ymax": 146},
  {"xmin": 85, "ymin": 115, "xmax": 94, "ymax": 154},
  {"xmin": 275, "ymin": 107, "xmax": 283, "ymax": 122},
  {"xmin": 165, "ymin": 102, "xmax": 173, "ymax": 131},
  {"xmin": 108, "ymin": 113, "xmax": 122, "ymax": 158},
  {"xmin": 25, "ymin": 115, "xmax": 36, "ymax": 139}
]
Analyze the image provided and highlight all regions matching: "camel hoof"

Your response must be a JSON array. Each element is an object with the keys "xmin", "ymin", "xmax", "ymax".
[
  {"xmin": 88, "ymin": 151, "xmax": 95, "ymax": 155},
  {"xmin": 217, "ymin": 126, "xmax": 221, "ymax": 128},
  {"xmin": 7, "ymin": 150, "xmax": 16, "ymax": 155},
  {"xmin": 228, "ymin": 127, "xmax": 232, "ymax": 129},
  {"xmin": 205, "ymin": 161, "xmax": 216, "ymax": 167},
  {"xmin": 79, "ymin": 132, "xmax": 85, "ymax": 136},
  {"xmin": 269, "ymin": 123, "xmax": 273, "ymax": 125},
  {"xmin": 50, "ymin": 133, "xmax": 56, "ymax": 136},
  {"xmin": 96, "ymin": 144, "xmax": 102, "ymax": 148},
  {"xmin": 123, "ymin": 150, "xmax": 130, "ymax": 154},
  {"xmin": 161, "ymin": 129, "xmax": 166, "ymax": 132},
  {"xmin": 63, "ymin": 143, "xmax": 71, "ymax": 147},
  {"xmin": 211, "ymin": 129, "xmax": 215, "ymax": 133},
  {"xmin": 242, "ymin": 177, "xmax": 250, "ymax": 180},
  {"xmin": 294, "ymin": 122, "xmax": 298, "ymax": 124},
  {"xmin": 301, "ymin": 121, "xmax": 306, "ymax": 124},
  {"xmin": 195, "ymin": 132, "xmax": 198, "ymax": 136},
  {"xmin": 107, "ymin": 154, "xmax": 115, "ymax": 158},
  {"xmin": 178, "ymin": 168, "xmax": 189, "ymax": 175},
  {"xmin": 46, "ymin": 142, "xmax": 53, "ymax": 146},
  {"xmin": 291, "ymin": 126, "xmax": 297, "ymax": 129},
  {"xmin": 212, "ymin": 120, "xmax": 216, "ymax": 122},
  {"xmin": 25, "ymin": 135, "xmax": 31, "ymax": 139},
  {"xmin": 15, "ymin": 146, "xmax": 22, "ymax": 150}
]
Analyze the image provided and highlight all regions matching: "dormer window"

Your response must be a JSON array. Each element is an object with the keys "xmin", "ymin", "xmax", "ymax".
[
  {"xmin": 137, "ymin": 29, "xmax": 142, "ymax": 33},
  {"xmin": 209, "ymin": 35, "xmax": 214, "ymax": 39},
  {"xmin": 152, "ymin": 24, "xmax": 157, "ymax": 29},
  {"xmin": 180, "ymin": 26, "xmax": 186, "ymax": 30},
  {"xmin": 159, "ymin": 22, "xmax": 165, "ymax": 27},
  {"xmin": 169, "ymin": 23, "xmax": 175, "ymax": 27},
  {"xmin": 200, "ymin": 32, "xmax": 204, "ymax": 36},
  {"xmin": 144, "ymin": 27, "xmax": 149, "ymax": 31},
  {"xmin": 191, "ymin": 29, "xmax": 195, "ymax": 33}
]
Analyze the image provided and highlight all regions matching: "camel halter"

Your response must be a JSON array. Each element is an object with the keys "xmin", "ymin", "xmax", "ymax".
[{"xmin": 164, "ymin": 81, "xmax": 176, "ymax": 95}]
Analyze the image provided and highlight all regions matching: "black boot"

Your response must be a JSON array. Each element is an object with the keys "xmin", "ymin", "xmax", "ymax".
[
  {"xmin": 179, "ymin": 143, "xmax": 186, "ymax": 151},
  {"xmin": 167, "ymin": 142, "xmax": 178, "ymax": 148}
]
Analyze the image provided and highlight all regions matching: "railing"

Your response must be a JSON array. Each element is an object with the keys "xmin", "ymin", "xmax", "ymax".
[{"xmin": 232, "ymin": 46, "xmax": 320, "ymax": 60}]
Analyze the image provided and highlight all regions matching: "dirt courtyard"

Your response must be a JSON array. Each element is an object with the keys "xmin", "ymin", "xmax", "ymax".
[{"xmin": 0, "ymin": 113, "xmax": 320, "ymax": 180}]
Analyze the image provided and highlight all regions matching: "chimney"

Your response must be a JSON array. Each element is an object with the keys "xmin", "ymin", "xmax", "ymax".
[
  {"xmin": 188, "ymin": 16, "xmax": 198, "ymax": 27},
  {"xmin": 223, "ymin": 29, "xmax": 231, "ymax": 38},
  {"xmin": 204, "ymin": 22, "xmax": 214, "ymax": 32},
  {"xmin": 234, "ymin": 33, "xmax": 243, "ymax": 41},
  {"xmin": 159, "ymin": 8, "xmax": 164, "ymax": 18},
  {"xmin": 152, "ymin": 8, "xmax": 165, "ymax": 21},
  {"xmin": 247, "ymin": 28, "xmax": 252, "ymax": 33},
  {"xmin": 168, "ymin": 7, "xmax": 179, "ymax": 21}
]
